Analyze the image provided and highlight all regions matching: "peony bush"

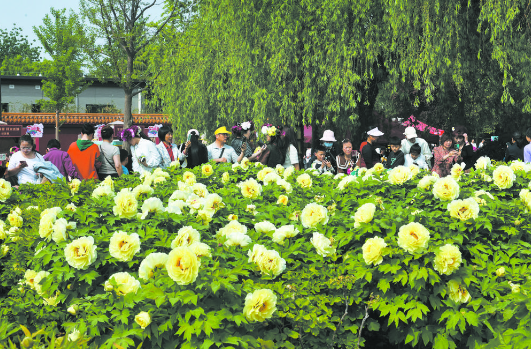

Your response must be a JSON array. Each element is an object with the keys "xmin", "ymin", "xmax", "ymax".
[{"xmin": 0, "ymin": 159, "xmax": 531, "ymax": 348}]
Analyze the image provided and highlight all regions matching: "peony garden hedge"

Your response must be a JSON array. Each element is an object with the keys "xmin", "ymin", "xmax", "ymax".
[{"xmin": 1, "ymin": 158, "xmax": 531, "ymax": 348}]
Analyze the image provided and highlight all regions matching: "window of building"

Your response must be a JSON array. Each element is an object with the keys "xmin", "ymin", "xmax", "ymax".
[
  {"xmin": 31, "ymin": 104, "xmax": 41, "ymax": 113},
  {"xmin": 86, "ymin": 104, "xmax": 114, "ymax": 113},
  {"xmin": 1, "ymin": 103, "xmax": 8, "ymax": 112}
]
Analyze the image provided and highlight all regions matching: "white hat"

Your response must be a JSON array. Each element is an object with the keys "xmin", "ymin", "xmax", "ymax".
[
  {"xmin": 187, "ymin": 129, "xmax": 199, "ymax": 136},
  {"xmin": 367, "ymin": 127, "xmax": 384, "ymax": 137},
  {"xmin": 404, "ymin": 126, "xmax": 417, "ymax": 139},
  {"xmin": 320, "ymin": 130, "xmax": 337, "ymax": 142}
]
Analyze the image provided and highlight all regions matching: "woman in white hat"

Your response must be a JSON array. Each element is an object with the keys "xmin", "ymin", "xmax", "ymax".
[
  {"xmin": 318, "ymin": 130, "xmax": 338, "ymax": 170},
  {"xmin": 360, "ymin": 127, "xmax": 384, "ymax": 168},
  {"xmin": 401, "ymin": 126, "xmax": 432, "ymax": 167}
]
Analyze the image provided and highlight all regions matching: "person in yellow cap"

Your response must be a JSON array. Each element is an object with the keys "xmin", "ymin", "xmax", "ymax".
[{"xmin": 207, "ymin": 126, "xmax": 245, "ymax": 163}]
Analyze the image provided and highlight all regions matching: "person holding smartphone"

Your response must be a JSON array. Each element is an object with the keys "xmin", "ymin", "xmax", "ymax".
[
  {"xmin": 453, "ymin": 128, "xmax": 475, "ymax": 170},
  {"xmin": 6, "ymin": 134, "xmax": 46, "ymax": 185},
  {"xmin": 432, "ymin": 133, "xmax": 461, "ymax": 177}
]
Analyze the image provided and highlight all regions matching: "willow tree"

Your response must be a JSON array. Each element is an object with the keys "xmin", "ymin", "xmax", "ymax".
[
  {"xmin": 80, "ymin": 0, "xmax": 182, "ymax": 130},
  {"xmin": 150, "ymin": 0, "xmax": 531, "ymax": 141}
]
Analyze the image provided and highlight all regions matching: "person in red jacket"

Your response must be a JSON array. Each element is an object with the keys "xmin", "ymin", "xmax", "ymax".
[{"xmin": 67, "ymin": 124, "xmax": 101, "ymax": 180}]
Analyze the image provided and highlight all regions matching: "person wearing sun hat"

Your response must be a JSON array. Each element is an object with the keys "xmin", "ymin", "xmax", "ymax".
[
  {"xmin": 360, "ymin": 127, "xmax": 384, "ymax": 168},
  {"xmin": 401, "ymin": 126, "xmax": 432, "ymax": 168},
  {"xmin": 207, "ymin": 126, "xmax": 245, "ymax": 164}
]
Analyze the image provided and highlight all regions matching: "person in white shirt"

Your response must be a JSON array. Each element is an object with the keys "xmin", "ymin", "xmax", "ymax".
[
  {"xmin": 403, "ymin": 143, "xmax": 429, "ymax": 169},
  {"xmin": 281, "ymin": 126, "xmax": 300, "ymax": 169},
  {"xmin": 401, "ymin": 126, "xmax": 432, "ymax": 168},
  {"xmin": 155, "ymin": 125, "xmax": 189, "ymax": 168},
  {"xmin": 6, "ymin": 134, "xmax": 46, "ymax": 185},
  {"xmin": 121, "ymin": 125, "xmax": 162, "ymax": 174},
  {"xmin": 207, "ymin": 126, "xmax": 245, "ymax": 164}
]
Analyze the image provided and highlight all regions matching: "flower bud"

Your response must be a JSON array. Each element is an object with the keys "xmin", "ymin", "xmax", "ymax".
[
  {"xmin": 21, "ymin": 337, "xmax": 34, "ymax": 348},
  {"xmin": 514, "ymin": 220, "xmax": 521, "ymax": 226},
  {"xmin": 67, "ymin": 304, "xmax": 78, "ymax": 315},
  {"xmin": 496, "ymin": 267, "xmax": 506, "ymax": 277}
]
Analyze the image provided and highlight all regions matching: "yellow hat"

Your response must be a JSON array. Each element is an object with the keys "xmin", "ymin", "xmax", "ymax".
[{"xmin": 214, "ymin": 126, "xmax": 231, "ymax": 135}]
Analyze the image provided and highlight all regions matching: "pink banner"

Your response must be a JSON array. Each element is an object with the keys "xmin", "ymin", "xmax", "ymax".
[{"xmin": 402, "ymin": 115, "xmax": 444, "ymax": 136}]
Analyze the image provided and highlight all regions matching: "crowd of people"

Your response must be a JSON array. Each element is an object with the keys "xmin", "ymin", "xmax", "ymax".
[{"xmin": 3, "ymin": 121, "xmax": 531, "ymax": 187}]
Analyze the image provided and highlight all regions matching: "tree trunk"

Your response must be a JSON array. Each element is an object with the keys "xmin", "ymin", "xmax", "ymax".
[
  {"xmin": 124, "ymin": 87, "xmax": 133, "ymax": 129},
  {"xmin": 55, "ymin": 109, "xmax": 60, "ymax": 140}
]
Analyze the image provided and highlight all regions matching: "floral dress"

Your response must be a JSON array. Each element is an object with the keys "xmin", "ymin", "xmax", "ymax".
[{"xmin": 432, "ymin": 146, "xmax": 460, "ymax": 177}]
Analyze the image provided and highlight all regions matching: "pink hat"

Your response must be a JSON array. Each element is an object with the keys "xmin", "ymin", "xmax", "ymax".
[{"xmin": 320, "ymin": 130, "xmax": 337, "ymax": 142}]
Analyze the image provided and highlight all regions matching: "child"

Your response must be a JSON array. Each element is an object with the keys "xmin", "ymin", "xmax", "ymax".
[
  {"xmin": 120, "ymin": 149, "xmax": 130, "ymax": 175},
  {"xmin": 404, "ymin": 143, "xmax": 429, "ymax": 169},
  {"xmin": 313, "ymin": 145, "xmax": 335, "ymax": 174},
  {"xmin": 386, "ymin": 136, "xmax": 404, "ymax": 169}
]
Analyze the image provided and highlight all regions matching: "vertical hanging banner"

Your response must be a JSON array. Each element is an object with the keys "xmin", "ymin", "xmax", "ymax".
[
  {"xmin": 26, "ymin": 124, "xmax": 44, "ymax": 138},
  {"xmin": 147, "ymin": 124, "xmax": 163, "ymax": 139}
]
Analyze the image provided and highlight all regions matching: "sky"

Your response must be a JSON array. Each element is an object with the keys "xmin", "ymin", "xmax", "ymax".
[{"xmin": 1, "ymin": 0, "xmax": 166, "ymax": 57}]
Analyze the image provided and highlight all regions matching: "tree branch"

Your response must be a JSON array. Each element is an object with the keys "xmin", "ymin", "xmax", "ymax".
[{"xmin": 329, "ymin": 290, "xmax": 349, "ymax": 349}]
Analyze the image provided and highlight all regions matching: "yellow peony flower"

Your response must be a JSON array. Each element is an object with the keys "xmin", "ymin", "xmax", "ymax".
[
  {"xmin": 397, "ymin": 222, "xmax": 430, "ymax": 254},
  {"xmin": 263, "ymin": 171, "xmax": 281, "ymax": 186},
  {"xmin": 67, "ymin": 304, "xmax": 78, "ymax": 315},
  {"xmin": 510, "ymin": 161, "xmax": 525, "ymax": 172},
  {"xmin": 109, "ymin": 231, "xmax": 141, "ymax": 261},
  {"xmin": 189, "ymin": 242, "xmax": 212, "ymax": 258},
  {"xmin": 92, "ymin": 184, "xmax": 114, "ymax": 199},
  {"xmin": 509, "ymin": 281, "xmax": 520, "ymax": 293},
  {"xmin": 204, "ymin": 193, "xmax": 224, "ymax": 212},
  {"xmin": 475, "ymin": 156, "xmax": 491, "ymax": 170},
  {"xmin": 388, "ymin": 166, "xmax": 411, "ymax": 185},
  {"xmin": 362, "ymin": 236, "xmax": 387, "ymax": 265},
  {"xmin": 101, "ymin": 175, "xmax": 114, "ymax": 191},
  {"xmin": 140, "ymin": 197, "xmax": 165, "ymax": 219},
  {"xmin": 240, "ymin": 157, "xmax": 250, "ymax": 170},
  {"xmin": 65, "ymin": 203, "xmax": 77, "ymax": 212},
  {"xmin": 447, "ymin": 198, "xmax": 480, "ymax": 221},
  {"xmin": 300, "ymin": 203, "xmax": 329, "ymax": 228},
  {"xmin": 153, "ymin": 176, "xmax": 167, "ymax": 185},
  {"xmin": 202, "ymin": 164, "xmax": 214, "ymax": 177},
  {"xmin": 227, "ymin": 214, "xmax": 238, "ymax": 221},
  {"xmin": 243, "ymin": 289, "xmax": 277, "ymax": 322},
  {"xmin": 447, "ymin": 280, "xmax": 471, "ymax": 304},
  {"xmin": 257, "ymin": 167, "xmax": 274, "ymax": 181},
  {"xmin": 296, "ymin": 173, "xmax": 312, "ymax": 188},
  {"xmin": 310, "ymin": 232, "xmax": 336, "ymax": 257},
  {"xmin": 255, "ymin": 249, "xmax": 286, "ymax": 277},
  {"xmin": 283, "ymin": 166, "xmax": 295, "ymax": 179},
  {"xmin": 104, "ymin": 272, "xmax": 141, "ymax": 295},
  {"xmin": 166, "ymin": 247, "xmax": 200, "ymax": 285},
  {"xmin": 132, "ymin": 184, "xmax": 154, "ymax": 199},
  {"xmin": 254, "ymin": 221, "xmax": 276, "ymax": 234},
  {"xmin": 232, "ymin": 163, "xmax": 240, "ymax": 172},
  {"xmin": 171, "ymin": 226, "xmax": 201, "ymax": 248},
  {"xmin": 24, "ymin": 269, "xmax": 38, "ymax": 289},
  {"xmin": 272, "ymin": 225, "xmax": 299, "ymax": 244},
  {"xmin": 496, "ymin": 267, "xmax": 506, "ymax": 277},
  {"xmin": 170, "ymin": 160, "xmax": 181, "ymax": 168},
  {"xmin": 492, "ymin": 165, "xmax": 515, "ymax": 189},
  {"xmin": 183, "ymin": 171, "xmax": 196, "ymax": 185},
  {"xmin": 69, "ymin": 179, "xmax": 81, "ymax": 195},
  {"xmin": 0, "ymin": 179, "xmax": 12, "ymax": 202},
  {"xmin": 135, "ymin": 312, "xmax": 151, "ymax": 329},
  {"xmin": 277, "ymin": 195, "xmax": 289, "ymax": 205},
  {"xmin": 33, "ymin": 270, "xmax": 51, "ymax": 295},
  {"xmin": 277, "ymin": 178, "xmax": 293, "ymax": 193},
  {"xmin": 39, "ymin": 214, "xmax": 56, "ymax": 240},
  {"xmin": 353, "ymin": 203, "xmax": 376, "ymax": 228},
  {"xmin": 192, "ymin": 183, "xmax": 209, "ymax": 198},
  {"xmin": 224, "ymin": 232, "xmax": 252, "ymax": 247},
  {"xmin": 138, "ymin": 252, "xmax": 168, "ymax": 281},
  {"xmin": 7, "ymin": 212, "xmax": 22, "ymax": 228},
  {"xmin": 222, "ymin": 172, "xmax": 230, "ymax": 184},
  {"xmin": 409, "ymin": 165, "xmax": 420, "ymax": 178},
  {"xmin": 43, "ymin": 291, "xmax": 61, "ymax": 307},
  {"xmin": 337, "ymin": 176, "xmax": 356, "ymax": 190},
  {"xmin": 275, "ymin": 164, "xmax": 285, "ymax": 176},
  {"xmin": 51, "ymin": 218, "xmax": 68, "ymax": 243},
  {"xmin": 240, "ymin": 178, "xmax": 262, "ymax": 199},
  {"xmin": 417, "ymin": 175, "xmax": 438, "ymax": 190},
  {"xmin": 433, "ymin": 244, "xmax": 462, "ymax": 275},
  {"xmin": 64, "ymin": 236, "xmax": 98, "ymax": 270},
  {"xmin": 113, "ymin": 188, "xmax": 138, "ymax": 219},
  {"xmin": 288, "ymin": 210, "xmax": 301, "ymax": 221},
  {"xmin": 450, "ymin": 163, "xmax": 465, "ymax": 180},
  {"xmin": 432, "ymin": 177, "xmax": 460, "ymax": 201}
]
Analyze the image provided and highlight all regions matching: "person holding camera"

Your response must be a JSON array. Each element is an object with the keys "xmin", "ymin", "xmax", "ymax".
[
  {"xmin": 453, "ymin": 129, "xmax": 475, "ymax": 170},
  {"xmin": 432, "ymin": 133, "xmax": 461, "ymax": 177}
]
